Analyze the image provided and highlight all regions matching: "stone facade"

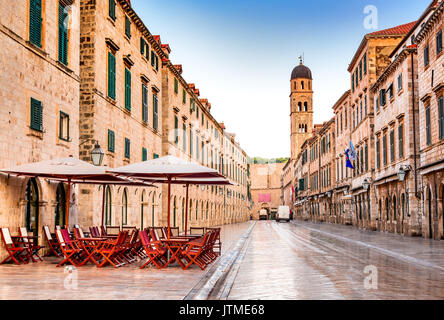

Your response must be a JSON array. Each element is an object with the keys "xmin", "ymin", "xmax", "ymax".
[
  {"xmin": 0, "ymin": 0, "xmax": 81, "ymax": 259},
  {"xmin": 250, "ymin": 162, "xmax": 286, "ymax": 220},
  {"xmin": 0, "ymin": 0, "xmax": 250, "ymax": 260},
  {"xmin": 290, "ymin": 1, "xmax": 444, "ymax": 240}
]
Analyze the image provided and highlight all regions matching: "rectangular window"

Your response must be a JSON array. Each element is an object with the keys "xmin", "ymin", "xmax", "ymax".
[
  {"xmin": 153, "ymin": 93, "xmax": 158, "ymax": 131},
  {"xmin": 376, "ymin": 139, "xmax": 381, "ymax": 170},
  {"xmin": 107, "ymin": 52, "xmax": 116, "ymax": 99},
  {"xmin": 424, "ymin": 45, "xmax": 430, "ymax": 67},
  {"xmin": 174, "ymin": 115, "xmax": 179, "ymax": 145},
  {"xmin": 29, "ymin": 0, "xmax": 42, "ymax": 47},
  {"xmin": 355, "ymin": 69, "xmax": 358, "ymax": 87},
  {"xmin": 390, "ymin": 130, "xmax": 395, "ymax": 163},
  {"xmin": 363, "ymin": 53, "xmax": 367, "ymax": 74},
  {"xmin": 359, "ymin": 60, "xmax": 362, "ymax": 80},
  {"xmin": 183, "ymin": 123, "xmax": 187, "ymax": 152},
  {"xmin": 426, "ymin": 106, "xmax": 431, "ymax": 145},
  {"xmin": 58, "ymin": 3, "xmax": 69, "ymax": 65},
  {"xmin": 174, "ymin": 78, "xmax": 179, "ymax": 94},
  {"xmin": 439, "ymin": 97, "xmax": 444, "ymax": 140},
  {"xmin": 182, "ymin": 89, "xmax": 186, "ymax": 104},
  {"xmin": 365, "ymin": 142, "xmax": 368, "ymax": 172},
  {"xmin": 142, "ymin": 84, "xmax": 148, "ymax": 123},
  {"xmin": 383, "ymin": 135, "xmax": 387, "ymax": 166},
  {"xmin": 109, "ymin": 0, "xmax": 116, "ymax": 20},
  {"xmin": 437, "ymin": 31, "xmax": 443, "ymax": 55},
  {"xmin": 140, "ymin": 37, "xmax": 149, "ymax": 60},
  {"xmin": 125, "ymin": 68, "xmax": 131, "ymax": 111},
  {"xmin": 388, "ymin": 83, "xmax": 394, "ymax": 100},
  {"xmin": 155, "ymin": 55, "xmax": 159, "ymax": 71},
  {"xmin": 190, "ymin": 129, "xmax": 194, "ymax": 157},
  {"xmin": 107, "ymin": 129, "xmax": 115, "ymax": 153},
  {"xmin": 398, "ymin": 124, "xmax": 404, "ymax": 159},
  {"xmin": 397, "ymin": 74, "xmax": 403, "ymax": 92},
  {"xmin": 380, "ymin": 89, "xmax": 386, "ymax": 107},
  {"xmin": 125, "ymin": 16, "xmax": 131, "ymax": 38},
  {"xmin": 30, "ymin": 98, "xmax": 43, "ymax": 132},
  {"xmin": 352, "ymin": 74, "xmax": 355, "ymax": 92},
  {"xmin": 142, "ymin": 147, "xmax": 147, "ymax": 161},
  {"xmin": 59, "ymin": 111, "xmax": 69, "ymax": 141},
  {"xmin": 124, "ymin": 138, "xmax": 130, "ymax": 159},
  {"xmin": 153, "ymin": 153, "xmax": 159, "ymax": 159},
  {"xmin": 196, "ymin": 136, "xmax": 199, "ymax": 160},
  {"xmin": 151, "ymin": 51, "xmax": 155, "ymax": 67},
  {"xmin": 375, "ymin": 96, "xmax": 380, "ymax": 112}
]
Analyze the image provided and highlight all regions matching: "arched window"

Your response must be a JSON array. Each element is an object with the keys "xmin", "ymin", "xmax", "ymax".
[
  {"xmin": 393, "ymin": 196, "xmax": 397, "ymax": 221},
  {"xmin": 122, "ymin": 188, "xmax": 128, "ymax": 226},
  {"xmin": 206, "ymin": 202, "xmax": 209, "ymax": 220},
  {"xmin": 105, "ymin": 186, "xmax": 112, "ymax": 226},
  {"xmin": 301, "ymin": 81, "xmax": 305, "ymax": 90},
  {"xmin": 385, "ymin": 198, "xmax": 389, "ymax": 221},
  {"xmin": 305, "ymin": 124, "xmax": 308, "ymax": 133},
  {"xmin": 26, "ymin": 178, "xmax": 39, "ymax": 235},
  {"xmin": 298, "ymin": 102, "xmax": 302, "ymax": 112},
  {"xmin": 55, "ymin": 183, "xmax": 66, "ymax": 227},
  {"xmin": 304, "ymin": 102, "xmax": 308, "ymax": 112}
]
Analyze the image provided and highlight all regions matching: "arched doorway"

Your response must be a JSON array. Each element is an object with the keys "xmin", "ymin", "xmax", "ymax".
[
  {"xmin": 105, "ymin": 186, "xmax": 112, "ymax": 226},
  {"xmin": 122, "ymin": 188, "xmax": 128, "ymax": 226},
  {"xmin": 54, "ymin": 183, "xmax": 66, "ymax": 227},
  {"xmin": 25, "ymin": 178, "xmax": 39, "ymax": 236}
]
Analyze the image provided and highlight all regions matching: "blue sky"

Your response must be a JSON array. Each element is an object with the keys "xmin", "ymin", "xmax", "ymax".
[{"xmin": 131, "ymin": 0, "xmax": 431, "ymax": 158}]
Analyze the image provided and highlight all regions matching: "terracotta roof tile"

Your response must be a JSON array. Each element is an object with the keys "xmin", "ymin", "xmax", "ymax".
[{"xmin": 368, "ymin": 21, "xmax": 417, "ymax": 36}]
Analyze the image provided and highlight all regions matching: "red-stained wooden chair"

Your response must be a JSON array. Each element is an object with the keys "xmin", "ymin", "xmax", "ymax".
[
  {"xmin": 139, "ymin": 230, "xmax": 167, "ymax": 269},
  {"xmin": 119, "ymin": 229, "xmax": 138, "ymax": 264},
  {"xmin": 89, "ymin": 226, "xmax": 99, "ymax": 238},
  {"xmin": 181, "ymin": 232, "xmax": 211, "ymax": 270},
  {"xmin": 0, "ymin": 227, "xmax": 30, "ymax": 265},
  {"xmin": 19, "ymin": 227, "xmax": 43, "ymax": 262},
  {"xmin": 205, "ymin": 227, "xmax": 221, "ymax": 257},
  {"xmin": 96, "ymin": 231, "xmax": 127, "ymax": 268},
  {"xmin": 190, "ymin": 227, "xmax": 205, "ymax": 236},
  {"xmin": 43, "ymin": 225, "xmax": 62, "ymax": 257},
  {"xmin": 100, "ymin": 226, "xmax": 107, "ymax": 237},
  {"xmin": 55, "ymin": 229, "xmax": 84, "ymax": 267}
]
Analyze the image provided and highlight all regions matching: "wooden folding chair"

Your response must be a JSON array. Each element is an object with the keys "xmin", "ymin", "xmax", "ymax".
[
  {"xmin": 100, "ymin": 226, "xmax": 107, "ymax": 236},
  {"xmin": 190, "ymin": 227, "xmax": 205, "ymax": 236},
  {"xmin": 206, "ymin": 227, "xmax": 221, "ymax": 256},
  {"xmin": 19, "ymin": 227, "xmax": 43, "ymax": 262},
  {"xmin": 140, "ymin": 230, "xmax": 167, "ymax": 269},
  {"xmin": 182, "ymin": 232, "xmax": 211, "ymax": 270},
  {"xmin": 55, "ymin": 229, "xmax": 84, "ymax": 267},
  {"xmin": 96, "ymin": 232, "xmax": 127, "ymax": 268},
  {"xmin": 43, "ymin": 225, "xmax": 62, "ymax": 257},
  {"xmin": 0, "ymin": 228, "xmax": 30, "ymax": 265}
]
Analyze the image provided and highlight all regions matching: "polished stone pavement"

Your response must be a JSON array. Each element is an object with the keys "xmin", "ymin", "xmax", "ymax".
[
  {"xmin": 227, "ymin": 220, "xmax": 444, "ymax": 300},
  {"xmin": 0, "ymin": 222, "xmax": 252, "ymax": 300}
]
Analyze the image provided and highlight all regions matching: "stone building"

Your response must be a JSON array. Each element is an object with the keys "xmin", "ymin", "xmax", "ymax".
[
  {"xmin": 250, "ymin": 162, "xmax": 286, "ymax": 220},
  {"xmin": 78, "ymin": 0, "xmax": 164, "ymax": 229},
  {"xmin": 416, "ymin": 0, "xmax": 444, "ymax": 240},
  {"xmin": 0, "ymin": 0, "xmax": 81, "ymax": 258}
]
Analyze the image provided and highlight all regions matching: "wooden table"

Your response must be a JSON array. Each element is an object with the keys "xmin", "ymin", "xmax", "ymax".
[
  {"xmin": 11, "ymin": 235, "xmax": 42, "ymax": 263},
  {"xmin": 162, "ymin": 238, "xmax": 190, "ymax": 269},
  {"xmin": 77, "ymin": 237, "xmax": 107, "ymax": 266}
]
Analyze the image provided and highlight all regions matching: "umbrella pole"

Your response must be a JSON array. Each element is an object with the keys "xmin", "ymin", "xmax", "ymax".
[
  {"xmin": 101, "ymin": 184, "xmax": 106, "ymax": 226},
  {"xmin": 66, "ymin": 178, "xmax": 71, "ymax": 229},
  {"xmin": 184, "ymin": 183, "xmax": 189, "ymax": 235},
  {"xmin": 167, "ymin": 177, "xmax": 171, "ymax": 240}
]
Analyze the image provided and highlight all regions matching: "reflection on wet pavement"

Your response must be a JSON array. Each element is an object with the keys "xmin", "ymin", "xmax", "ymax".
[{"xmin": 228, "ymin": 220, "xmax": 444, "ymax": 300}]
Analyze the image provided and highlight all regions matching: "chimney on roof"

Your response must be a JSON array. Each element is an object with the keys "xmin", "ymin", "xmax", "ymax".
[
  {"xmin": 174, "ymin": 65, "xmax": 183, "ymax": 74},
  {"xmin": 161, "ymin": 44, "xmax": 171, "ymax": 57},
  {"xmin": 153, "ymin": 35, "xmax": 161, "ymax": 45},
  {"xmin": 219, "ymin": 122, "xmax": 226, "ymax": 130},
  {"xmin": 189, "ymin": 83, "xmax": 195, "ymax": 90}
]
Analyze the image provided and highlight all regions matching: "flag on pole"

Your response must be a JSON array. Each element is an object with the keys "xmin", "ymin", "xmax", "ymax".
[
  {"xmin": 345, "ymin": 149, "xmax": 355, "ymax": 169},
  {"xmin": 349, "ymin": 141, "xmax": 357, "ymax": 160}
]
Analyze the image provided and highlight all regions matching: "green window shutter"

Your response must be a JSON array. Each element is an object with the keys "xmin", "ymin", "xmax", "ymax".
[
  {"xmin": 125, "ymin": 68, "xmax": 131, "ymax": 111},
  {"xmin": 58, "ymin": 4, "xmax": 68, "ymax": 65},
  {"xmin": 439, "ymin": 97, "xmax": 444, "ymax": 140},
  {"xmin": 153, "ymin": 94, "xmax": 158, "ymax": 131},
  {"xmin": 29, "ymin": 0, "xmax": 42, "ymax": 47},
  {"xmin": 109, "ymin": 0, "xmax": 116, "ymax": 20},
  {"xmin": 426, "ymin": 106, "xmax": 431, "ymax": 145},
  {"xmin": 183, "ymin": 123, "xmax": 187, "ymax": 151},
  {"xmin": 151, "ymin": 51, "xmax": 155, "ymax": 67},
  {"xmin": 140, "ymin": 37, "xmax": 145, "ymax": 55},
  {"xmin": 125, "ymin": 138, "xmax": 130, "ymax": 159},
  {"xmin": 174, "ymin": 115, "xmax": 179, "ymax": 144},
  {"xmin": 108, "ymin": 52, "xmax": 116, "ymax": 99},
  {"xmin": 383, "ymin": 135, "xmax": 387, "ymax": 166},
  {"xmin": 142, "ymin": 147, "xmax": 147, "ymax": 161},
  {"xmin": 142, "ymin": 84, "xmax": 148, "ymax": 123},
  {"xmin": 363, "ymin": 53, "xmax": 367, "ymax": 74},
  {"xmin": 108, "ymin": 129, "xmax": 115, "ymax": 152},
  {"xmin": 174, "ymin": 78, "xmax": 178, "ymax": 94},
  {"xmin": 153, "ymin": 153, "xmax": 159, "ymax": 159},
  {"xmin": 125, "ymin": 16, "xmax": 131, "ymax": 38},
  {"xmin": 155, "ymin": 55, "xmax": 159, "ymax": 71},
  {"xmin": 398, "ymin": 124, "xmax": 404, "ymax": 158},
  {"xmin": 30, "ymin": 98, "xmax": 43, "ymax": 131}
]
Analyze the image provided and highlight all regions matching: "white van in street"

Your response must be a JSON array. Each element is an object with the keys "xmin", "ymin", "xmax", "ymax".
[{"xmin": 276, "ymin": 206, "xmax": 290, "ymax": 222}]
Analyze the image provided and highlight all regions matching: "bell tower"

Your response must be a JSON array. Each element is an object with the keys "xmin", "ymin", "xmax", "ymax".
[{"xmin": 290, "ymin": 57, "xmax": 313, "ymax": 160}]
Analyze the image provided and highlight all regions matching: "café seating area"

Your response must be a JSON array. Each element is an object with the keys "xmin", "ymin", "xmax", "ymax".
[{"xmin": 1, "ymin": 225, "xmax": 222, "ymax": 271}]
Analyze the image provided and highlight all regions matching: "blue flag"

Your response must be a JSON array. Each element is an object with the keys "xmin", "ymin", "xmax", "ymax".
[
  {"xmin": 345, "ymin": 149, "xmax": 355, "ymax": 169},
  {"xmin": 349, "ymin": 141, "xmax": 357, "ymax": 160}
]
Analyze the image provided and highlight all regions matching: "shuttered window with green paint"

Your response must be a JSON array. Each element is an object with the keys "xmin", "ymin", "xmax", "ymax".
[
  {"xmin": 30, "ymin": 98, "xmax": 43, "ymax": 132},
  {"xmin": 29, "ymin": 0, "xmax": 42, "ymax": 47},
  {"xmin": 174, "ymin": 78, "xmax": 179, "ymax": 94},
  {"xmin": 107, "ymin": 129, "xmax": 115, "ymax": 152},
  {"xmin": 125, "ymin": 138, "xmax": 130, "ymax": 159},
  {"xmin": 153, "ymin": 93, "xmax": 158, "ymax": 131},
  {"xmin": 142, "ymin": 84, "xmax": 148, "ymax": 123},
  {"xmin": 58, "ymin": 4, "xmax": 69, "ymax": 65},
  {"xmin": 174, "ymin": 115, "xmax": 179, "ymax": 145},
  {"xmin": 107, "ymin": 52, "xmax": 116, "ymax": 99},
  {"xmin": 153, "ymin": 153, "xmax": 159, "ymax": 159},
  {"xmin": 109, "ymin": 0, "xmax": 116, "ymax": 20},
  {"xmin": 398, "ymin": 124, "xmax": 404, "ymax": 159},
  {"xmin": 142, "ymin": 147, "xmax": 147, "ymax": 161},
  {"xmin": 125, "ymin": 68, "xmax": 131, "ymax": 111},
  {"xmin": 426, "ymin": 106, "xmax": 431, "ymax": 145},
  {"xmin": 125, "ymin": 16, "xmax": 131, "ymax": 38}
]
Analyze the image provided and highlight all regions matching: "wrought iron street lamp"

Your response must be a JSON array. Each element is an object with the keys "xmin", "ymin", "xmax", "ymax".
[
  {"xmin": 91, "ymin": 141, "xmax": 104, "ymax": 166},
  {"xmin": 397, "ymin": 166, "xmax": 406, "ymax": 182},
  {"xmin": 362, "ymin": 178, "xmax": 370, "ymax": 191}
]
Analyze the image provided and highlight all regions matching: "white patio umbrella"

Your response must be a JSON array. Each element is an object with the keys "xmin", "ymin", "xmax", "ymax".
[
  {"xmin": 0, "ymin": 157, "xmax": 154, "ymax": 227},
  {"xmin": 108, "ymin": 155, "xmax": 228, "ymax": 237}
]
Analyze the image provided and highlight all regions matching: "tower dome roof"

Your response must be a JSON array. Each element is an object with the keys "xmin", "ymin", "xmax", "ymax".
[{"xmin": 291, "ymin": 59, "xmax": 312, "ymax": 80}]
